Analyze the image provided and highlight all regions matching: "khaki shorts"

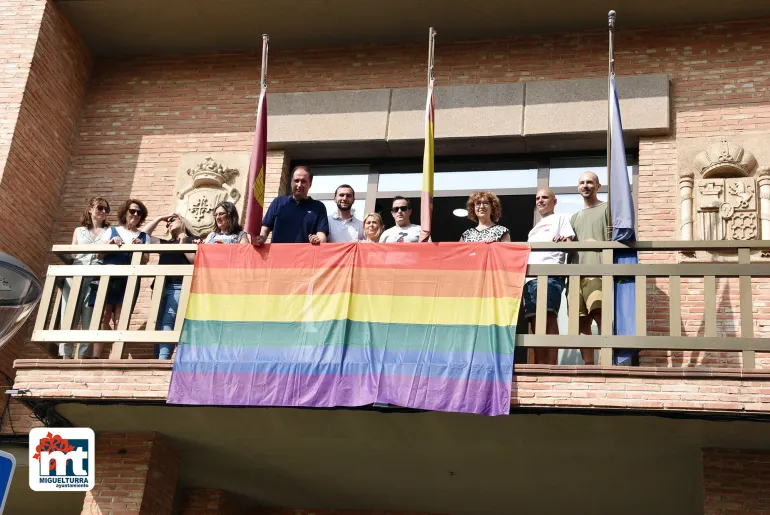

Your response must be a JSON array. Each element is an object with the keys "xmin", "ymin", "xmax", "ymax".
[{"xmin": 571, "ymin": 277, "xmax": 602, "ymax": 317}]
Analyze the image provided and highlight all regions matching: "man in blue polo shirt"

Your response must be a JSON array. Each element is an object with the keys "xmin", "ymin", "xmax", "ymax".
[{"xmin": 253, "ymin": 166, "xmax": 329, "ymax": 245}]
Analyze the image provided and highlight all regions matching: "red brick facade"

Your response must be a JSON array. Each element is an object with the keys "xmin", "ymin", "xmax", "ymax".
[
  {"xmin": 81, "ymin": 432, "xmax": 180, "ymax": 515},
  {"xmin": 181, "ymin": 489, "xmax": 246, "ymax": 515},
  {"xmin": 0, "ymin": 0, "xmax": 90, "ymax": 435},
  {"xmin": 703, "ymin": 448, "xmax": 770, "ymax": 515}
]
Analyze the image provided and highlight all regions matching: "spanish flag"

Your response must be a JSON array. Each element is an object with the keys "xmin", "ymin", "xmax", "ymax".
[
  {"xmin": 420, "ymin": 79, "xmax": 435, "ymax": 242},
  {"xmin": 244, "ymin": 87, "xmax": 267, "ymax": 237}
]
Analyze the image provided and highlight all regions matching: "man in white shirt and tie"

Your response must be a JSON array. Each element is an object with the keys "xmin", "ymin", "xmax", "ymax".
[{"xmin": 327, "ymin": 184, "xmax": 364, "ymax": 242}]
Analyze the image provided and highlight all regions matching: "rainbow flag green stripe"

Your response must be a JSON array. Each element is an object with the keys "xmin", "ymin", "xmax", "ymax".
[{"xmin": 168, "ymin": 243, "xmax": 529, "ymax": 416}]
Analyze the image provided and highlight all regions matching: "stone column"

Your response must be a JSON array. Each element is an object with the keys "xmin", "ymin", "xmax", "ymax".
[
  {"xmin": 81, "ymin": 433, "xmax": 180, "ymax": 515},
  {"xmin": 679, "ymin": 170, "xmax": 695, "ymax": 240},
  {"xmin": 758, "ymin": 167, "xmax": 770, "ymax": 240}
]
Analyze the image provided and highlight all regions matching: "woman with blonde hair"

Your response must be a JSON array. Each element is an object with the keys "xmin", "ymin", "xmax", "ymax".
[
  {"xmin": 460, "ymin": 191, "xmax": 511, "ymax": 243},
  {"xmin": 361, "ymin": 213, "xmax": 384, "ymax": 243},
  {"xmin": 144, "ymin": 213, "xmax": 196, "ymax": 359},
  {"xmin": 60, "ymin": 197, "xmax": 111, "ymax": 359}
]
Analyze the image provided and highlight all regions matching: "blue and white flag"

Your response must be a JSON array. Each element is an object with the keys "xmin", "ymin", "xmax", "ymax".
[
  {"xmin": 609, "ymin": 76, "xmax": 639, "ymax": 365},
  {"xmin": 610, "ymin": 76, "xmax": 635, "ymax": 242}
]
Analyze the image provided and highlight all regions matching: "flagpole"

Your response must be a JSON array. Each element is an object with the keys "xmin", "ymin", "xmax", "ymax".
[
  {"xmin": 261, "ymin": 34, "xmax": 269, "ymax": 90},
  {"xmin": 244, "ymin": 35, "xmax": 270, "ymax": 238},
  {"xmin": 420, "ymin": 27, "xmax": 437, "ymax": 242},
  {"xmin": 428, "ymin": 27, "xmax": 436, "ymax": 82},
  {"xmin": 607, "ymin": 10, "xmax": 616, "ymax": 224}
]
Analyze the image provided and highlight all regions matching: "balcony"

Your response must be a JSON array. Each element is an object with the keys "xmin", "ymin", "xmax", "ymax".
[{"xmin": 12, "ymin": 240, "xmax": 770, "ymax": 416}]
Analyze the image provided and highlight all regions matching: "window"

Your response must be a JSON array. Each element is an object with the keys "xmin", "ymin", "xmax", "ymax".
[{"xmin": 300, "ymin": 154, "xmax": 638, "ymax": 242}]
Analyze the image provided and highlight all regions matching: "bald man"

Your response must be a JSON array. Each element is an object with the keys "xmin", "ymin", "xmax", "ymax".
[
  {"xmin": 570, "ymin": 172, "xmax": 611, "ymax": 365},
  {"xmin": 523, "ymin": 188, "xmax": 575, "ymax": 364}
]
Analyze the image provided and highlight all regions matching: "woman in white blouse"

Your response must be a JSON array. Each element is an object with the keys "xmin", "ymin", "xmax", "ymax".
[{"xmin": 60, "ymin": 197, "xmax": 111, "ymax": 359}]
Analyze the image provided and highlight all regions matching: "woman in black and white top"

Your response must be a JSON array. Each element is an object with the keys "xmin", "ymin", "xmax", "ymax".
[{"xmin": 460, "ymin": 191, "xmax": 511, "ymax": 243}]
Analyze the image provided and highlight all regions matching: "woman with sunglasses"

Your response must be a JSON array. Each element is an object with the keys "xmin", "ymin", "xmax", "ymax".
[
  {"xmin": 60, "ymin": 198, "xmax": 111, "ymax": 359},
  {"xmin": 460, "ymin": 191, "xmax": 511, "ymax": 243},
  {"xmin": 143, "ymin": 213, "xmax": 196, "ymax": 360},
  {"xmin": 204, "ymin": 201, "xmax": 249, "ymax": 244},
  {"xmin": 87, "ymin": 198, "xmax": 152, "ymax": 358}
]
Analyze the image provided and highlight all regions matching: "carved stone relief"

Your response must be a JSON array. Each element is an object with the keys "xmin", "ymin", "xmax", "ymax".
[
  {"xmin": 681, "ymin": 139, "xmax": 767, "ymax": 243},
  {"xmin": 173, "ymin": 153, "xmax": 250, "ymax": 237}
]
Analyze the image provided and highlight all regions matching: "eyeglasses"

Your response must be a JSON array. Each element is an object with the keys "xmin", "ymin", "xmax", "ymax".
[
  {"xmin": 95, "ymin": 205, "xmax": 109, "ymax": 213},
  {"xmin": 128, "ymin": 208, "xmax": 142, "ymax": 216},
  {"xmin": 391, "ymin": 206, "xmax": 409, "ymax": 213},
  {"xmin": 474, "ymin": 201, "xmax": 491, "ymax": 207}
]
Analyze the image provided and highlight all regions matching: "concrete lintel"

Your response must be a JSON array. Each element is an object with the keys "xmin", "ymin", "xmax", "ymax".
[
  {"xmin": 268, "ymin": 88, "xmax": 391, "ymax": 144},
  {"xmin": 387, "ymin": 83, "xmax": 525, "ymax": 141},
  {"xmin": 523, "ymin": 74, "xmax": 671, "ymax": 136}
]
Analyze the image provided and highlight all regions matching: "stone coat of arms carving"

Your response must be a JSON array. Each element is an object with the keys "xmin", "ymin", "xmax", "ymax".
[
  {"xmin": 681, "ymin": 140, "xmax": 769, "ymax": 242},
  {"xmin": 173, "ymin": 154, "xmax": 250, "ymax": 237}
]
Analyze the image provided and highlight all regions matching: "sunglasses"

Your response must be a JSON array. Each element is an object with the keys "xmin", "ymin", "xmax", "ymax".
[
  {"xmin": 391, "ymin": 206, "xmax": 409, "ymax": 213},
  {"xmin": 128, "ymin": 208, "xmax": 142, "ymax": 216},
  {"xmin": 95, "ymin": 205, "xmax": 110, "ymax": 213}
]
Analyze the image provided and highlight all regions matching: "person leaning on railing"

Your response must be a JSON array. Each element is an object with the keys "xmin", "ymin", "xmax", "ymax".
[
  {"xmin": 60, "ymin": 197, "xmax": 111, "ymax": 359},
  {"xmin": 203, "ymin": 202, "xmax": 249, "ymax": 244},
  {"xmin": 523, "ymin": 188, "xmax": 575, "ymax": 365},
  {"xmin": 459, "ymin": 191, "xmax": 511, "ymax": 243},
  {"xmin": 569, "ymin": 172, "xmax": 612, "ymax": 366},
  {"xmin": 87, "ymin": 198, "xmax": 154, "ymax": 358},
  {"xmin": 360, "ymin": 213, "xmax": 384, "ymax": 243},
  {"xmin": 144, "ymin": 213, "xmax": 196, "ymax": 360}
]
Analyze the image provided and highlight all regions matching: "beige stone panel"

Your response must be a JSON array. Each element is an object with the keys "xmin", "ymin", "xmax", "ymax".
[
  {"xmin": 523, "ymin": 74, "xmax": 670, "ymax": 136},
  {"xmin": 677, "ymin": 135, "xmax": 770, "ymax": 178},
  {"xmin": 268, "ymin": 89, "xmax": 391, "ymax": 143},
  {"xmin": 387, "ymin": 83, "xmax": 524, "ymax": 141}
]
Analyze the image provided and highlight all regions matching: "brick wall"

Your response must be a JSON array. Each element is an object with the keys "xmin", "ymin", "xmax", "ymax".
[
  {"xmin": 703, "ymin": 448, "xmax": 770, "ymax": 514},
  {"xmin": 0, "ymin": 0, "xmax": 91, "ymax": 434},
  {"xmin": 0, "ymin": 0, "xmax": 46, "ymax": 175},
  {"xmin": 81, "ymin": 432, "xmax": 180, "ymax": 515},
  {"xmin": 181, "ymin": 489, "xmax": 246, "ymax": 515},
  {"xmin": 36, "ymin": 18, "xmax": 770, "ymax": 368}
]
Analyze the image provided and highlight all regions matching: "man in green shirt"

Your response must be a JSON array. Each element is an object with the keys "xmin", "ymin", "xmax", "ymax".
[{"xmin": 570, "ymin": 172, "xmax": 611, "ymax": 365}]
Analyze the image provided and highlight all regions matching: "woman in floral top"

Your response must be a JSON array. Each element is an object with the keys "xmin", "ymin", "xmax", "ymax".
[{"xmin": 460, "ymin": 191, "xmax": 511, "ymax": 243}]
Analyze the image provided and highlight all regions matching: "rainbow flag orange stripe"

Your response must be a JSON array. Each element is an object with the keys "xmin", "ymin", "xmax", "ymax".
[{"xmin": 168, "ymin": 242, "xmax": 529, "ymax": 416}]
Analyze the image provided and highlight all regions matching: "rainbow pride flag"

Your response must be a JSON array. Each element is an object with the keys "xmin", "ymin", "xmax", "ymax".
[{"xmin": 167, "ymin": 242, "xmax": 529, "ymax": 415}]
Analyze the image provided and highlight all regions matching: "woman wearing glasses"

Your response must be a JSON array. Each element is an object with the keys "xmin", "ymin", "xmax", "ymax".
[
  {"xmin": 460, "ymin": 191, "xmax": 511, "ymax": 243},
  {"xmin": 60, "ymin": 197, "xmax": 111, "ymax": 359},
  {"xmin": 204, "ymin": 201, "xmax": 249, "ymax": 244},
  {"xmin": 87, "ymin": 198, "xmax": 152, "ymax": 358},
  {"xmin": 143, "ymin": 213, "xmax": 196, "ymax": 360}
]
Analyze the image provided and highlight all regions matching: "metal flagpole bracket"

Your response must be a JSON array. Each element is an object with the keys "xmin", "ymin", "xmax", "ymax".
[{"xmin": 261, "ymin": 34, "xmax": 270, "ymax": 90}]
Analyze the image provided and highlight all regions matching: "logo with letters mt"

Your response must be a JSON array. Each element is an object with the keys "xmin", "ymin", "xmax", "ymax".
[{"xmin": 29, "ymin": 428, "xmax": 94, "ymax": 491}]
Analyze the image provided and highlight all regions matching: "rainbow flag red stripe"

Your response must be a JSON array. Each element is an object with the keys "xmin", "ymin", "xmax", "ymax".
[{"xmin": 167, "ymin": 242, "xmax": 529, "ymax": 416}]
